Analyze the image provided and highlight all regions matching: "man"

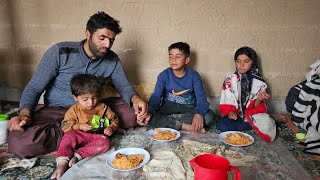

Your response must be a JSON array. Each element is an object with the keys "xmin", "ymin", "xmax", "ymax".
[{"xmin": 8, "ymin": 11, "xmax": 149, "ymax": 158}]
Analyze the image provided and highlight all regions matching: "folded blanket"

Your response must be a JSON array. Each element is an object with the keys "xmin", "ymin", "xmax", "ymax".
[{"xmin": 143, "ymin": 150, "xmax": 186, "ymax": 180}]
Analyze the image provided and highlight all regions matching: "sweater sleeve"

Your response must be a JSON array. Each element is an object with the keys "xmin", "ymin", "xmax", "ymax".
[
  {"xmin": 61, "ymin": 106, "xmax": 79, "ymax": 132},
  {"xmin": 193, "ymin": 71, "xmax": 209, "ymax": 116},
  {"xmin": 19, "ymin": 44, "xmax": 60, "ymax": 111},
  {"xmin": 148, "ymin": 72, "xmax": 166, "ymax": 115},
  {"xmin": 110, "ymin": 59, "xmax": 137, "ymax": 105},
  {"xmin": 219, "ymin": 80, "xmax": 237, "ymax": 117}
]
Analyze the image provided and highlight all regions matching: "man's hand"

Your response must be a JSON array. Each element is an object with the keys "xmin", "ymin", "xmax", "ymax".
[
  {"xmin": 228, "ymin": 111, "xmax": 237, "ymax": 120},
  {"xmin": 79, "ymin": 124, "xmax": 92, "ymax": 132},
  {"xmin": 104, "ymin": 127, "xmax": 113, "ymax": 136},
  {"xmin": 131, "ymin": 95, "xmax": 148, "ymax": 121},
  {"xmin": 192, "ymin": 114, "xmax": 204, "ymax": 132},
  {"xmin": 137, "ymin": 113, "xmax": 151, "ymax": 126},
  {"xmin": 8, "ymin": 108, "xmax": 31, "ymax": 132}
]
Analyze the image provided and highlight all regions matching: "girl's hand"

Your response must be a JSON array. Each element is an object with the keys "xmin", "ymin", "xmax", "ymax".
[
  {"xmin": 228, "ymin": 112, "xmax": 238, "ymax": 120},
  {"xmin": 104, "ymin": 127, "xmax": 113, "ymax": 136},
  {"xmin": 258, "ymin": 91, "xmax": 270, "ymax": 101},
  {"xmin": 79, "ymin": 124, "xmax": 92, "ymax": 132},
  {"xmin": 192, "ymin": 114, "xmax": 204, "ymax": 132}
]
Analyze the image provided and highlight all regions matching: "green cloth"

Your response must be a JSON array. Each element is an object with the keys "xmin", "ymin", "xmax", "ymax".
[
  {"xmin": 91, "ymin": 114, "xmax": 109, "ymax": 129},
  {"xmin": 0, "ymin": 114, "xmax": 8, "ymax": 121}
]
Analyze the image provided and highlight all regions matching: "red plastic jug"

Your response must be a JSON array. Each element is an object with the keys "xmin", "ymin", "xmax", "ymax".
[{"xmin": 189, "ymin": 154, "xmax": 241, "ymax": 180}]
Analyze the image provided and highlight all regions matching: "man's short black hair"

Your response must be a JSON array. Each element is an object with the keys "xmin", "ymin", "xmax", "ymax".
[
  {"xmin": 86, "ymin": 11, "xmax": 122, "ymax": 35},
  {"xmin": 168, "ymin": 42, "xmax": 190, "ymax": 57},
  {"xmin": 70, "ymin": 74, "xmax": 102, "ymax": 97}
]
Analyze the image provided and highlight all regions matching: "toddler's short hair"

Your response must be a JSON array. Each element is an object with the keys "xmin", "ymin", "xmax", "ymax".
[
  {"xmin": 70, "ymin": 74, "xmax": 102, "ymax": 97},
  {"xmin": 168, "ymin": 42, "xmax": 190, "ymax": 57}
]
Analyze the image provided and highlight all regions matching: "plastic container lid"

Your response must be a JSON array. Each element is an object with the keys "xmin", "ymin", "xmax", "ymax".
[{"xmin": 0, "ymin": 114, "xmax": 8, "ymax": 121}]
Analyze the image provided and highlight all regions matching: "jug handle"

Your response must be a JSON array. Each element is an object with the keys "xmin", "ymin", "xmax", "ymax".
[{"xmin": 228, "ymin": 166, "xmax": 241, "ymax": 180}]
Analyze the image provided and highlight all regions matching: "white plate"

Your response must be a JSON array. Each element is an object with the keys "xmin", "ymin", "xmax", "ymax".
[
  {"xmin": 218, "ymin": 131, "xmax": 254, "ymax": 147},
  {"xmin": 106, "ymin": 148, "xmax": 150, "ymax": 171},
  {"xmin": 146, "ymin": 128, "xmax": 181, "ymax": 142}
]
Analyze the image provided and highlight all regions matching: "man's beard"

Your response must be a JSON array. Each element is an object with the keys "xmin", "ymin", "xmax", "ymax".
[{"xmin": 88, "ymin": 39, "xmax": 107, "ymax": 59}]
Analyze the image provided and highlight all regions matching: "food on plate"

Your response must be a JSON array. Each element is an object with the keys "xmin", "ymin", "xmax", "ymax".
[
  {"xmin": 152, "ymin": 128, "xmax": 177, "ymax": 140},
  {"xmin": 112, "ymin": 153, "xmax": 144, "ymax": 170},
  {"xmin": 224, "ymin": 133, "xmax": 252, "ymax": 145}
]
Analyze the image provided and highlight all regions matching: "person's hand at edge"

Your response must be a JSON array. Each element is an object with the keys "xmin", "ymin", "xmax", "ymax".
[{"xmin": 8, "ymin": 108, "xmax": 31, "ymax": 132}]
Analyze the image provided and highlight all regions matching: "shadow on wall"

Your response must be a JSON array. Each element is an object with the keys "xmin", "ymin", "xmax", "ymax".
[
  {"xmin": 256, "ymin": 53, "xmax": 273, "ymax": 96},
  {"xmin": 118, "ymin": 31, "xmax": 142, "ymax": 85},
  {"xmin": 189, "ymin": 51, "xmax": 214, "ymax": 98},
  {"xmin": 188, "ymin": 51, "xmax": 197, "ymax": 68},
  {"xmin": 100, "ymin": 30, "xmax": 158, "ymax": 100}
]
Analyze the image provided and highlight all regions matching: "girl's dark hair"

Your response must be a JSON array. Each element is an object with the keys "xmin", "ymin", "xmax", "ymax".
[
  {"xmin": 70, "ymin": 74, "xmax": 102, "ymax": 97},
  {"xmin": 86, "ymin": 11, "xmax": 122, "ymax": 35},
  {"xmin": 234, "ymin": 46, "xmax": 258, "ymax": 66},
  {"xmin": 168, "ymin": 42, "xmax": 190, "ymax": 57}
]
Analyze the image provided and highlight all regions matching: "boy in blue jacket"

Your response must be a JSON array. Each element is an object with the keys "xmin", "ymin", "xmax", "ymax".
[{"xmin": 145, "ymin": 42, "xmax": 214, "ymax": 133}]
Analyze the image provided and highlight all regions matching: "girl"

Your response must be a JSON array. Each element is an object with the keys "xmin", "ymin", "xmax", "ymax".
[{"xmin": 218, "ymin": 46, "xmax": 271, "ymax": 132}]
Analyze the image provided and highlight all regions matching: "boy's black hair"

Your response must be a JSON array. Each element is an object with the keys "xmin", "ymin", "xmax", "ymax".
[
  {"xmin": 70, "ymin": 74, "xmax": 102, "ymax": 97},
  {"xmin": 234, "ymin": 46, "xmax": 258, "ymax": 66},
  {"xmin": 86, "ymin": 11, "xmax": 122, "ymax": 35},
  {"xmin": 168, "ymin": 42, "xmax": 190, "ymax": 57}
]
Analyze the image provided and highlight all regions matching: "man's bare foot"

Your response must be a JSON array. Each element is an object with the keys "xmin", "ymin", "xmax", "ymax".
[
  {"xmin": 68, "ymin": 156, "xmax": 78, "ymax": 167},
  {"xmin": 181, "ymin": 123, "xmax": 206, "ymax": 133},
  {"xmin": 284, "ymin": 115, "xmax": 300, "ymax": 133},
  {"xmin": 271, "ymin": 114, "xmax": 287, "ymax": 124},
  {"xmin": 51, "ymin": 161, "xmax": 69, "ymax": 179},
  {"xmin": 313, "ymin": 155, "xmax": 320, "ymax": 161}
]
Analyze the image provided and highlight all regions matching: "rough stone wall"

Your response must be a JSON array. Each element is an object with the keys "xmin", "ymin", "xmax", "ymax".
[{"xmin": 0, "ymin": 0, "xmax": 319, "ymax": 104}]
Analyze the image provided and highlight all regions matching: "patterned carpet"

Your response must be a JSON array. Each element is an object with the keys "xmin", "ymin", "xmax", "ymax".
[
  {"xmin": 276, "ymin": 123, "xmax": 320, "ymax": 179},
  {"xmin": 0, "ymin": 123, "xmax": 319, "ymax": 179}
]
